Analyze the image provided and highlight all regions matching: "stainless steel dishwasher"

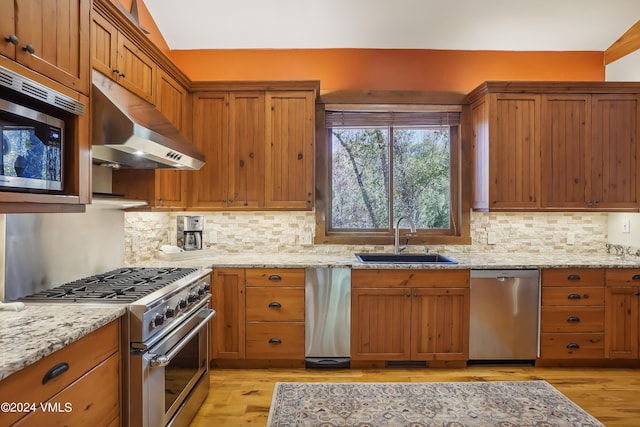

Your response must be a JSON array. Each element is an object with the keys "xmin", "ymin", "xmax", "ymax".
[
  {"xmin": 469, "ymin": 269, "xmax": 540, "ymax": 361},
  {"xmin": 305, "ymin": 267, "xmax": 351, "ymax": 368}
]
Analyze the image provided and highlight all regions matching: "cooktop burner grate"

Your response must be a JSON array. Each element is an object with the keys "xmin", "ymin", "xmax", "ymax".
[{"xmin": 20, "ymin": 267, "xmax": 199, "ymax": 303}]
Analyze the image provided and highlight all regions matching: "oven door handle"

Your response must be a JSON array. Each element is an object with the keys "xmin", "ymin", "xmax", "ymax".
[{"xmin": 149, "ymin": 308, "xmax": 216, "ymax": 368}]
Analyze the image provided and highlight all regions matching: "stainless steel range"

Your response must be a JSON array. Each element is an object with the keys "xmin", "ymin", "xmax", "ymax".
[{"xmin": 19, "ymin": 266, "xmax": 215, "ymax": 427}]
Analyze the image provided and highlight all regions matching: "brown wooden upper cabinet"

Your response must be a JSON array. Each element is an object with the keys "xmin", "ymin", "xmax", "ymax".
[
  {"xmin": 0, "ymin": 0, "xmax": 90, "ymax": 95},
  {"xmin": 91, "ymin": 11, "xmax": 156, "ymax": 102},
  {"xmin": 470, "ymin": 82, "xmax": 640, "ymax": 212},
  {"xmin": 190, "ymin": 86, "xmax": 317, "ymax": 211}
]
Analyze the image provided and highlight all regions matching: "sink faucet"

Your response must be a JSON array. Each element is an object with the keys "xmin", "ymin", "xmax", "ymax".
[{"xmin": 394, "ymin": 216, "xmax": 416, "ymax": 254}]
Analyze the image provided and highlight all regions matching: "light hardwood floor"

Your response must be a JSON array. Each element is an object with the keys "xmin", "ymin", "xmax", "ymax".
[{"xmin": 189, "ymin": 366, "xmax": 640, "ymax": 426}]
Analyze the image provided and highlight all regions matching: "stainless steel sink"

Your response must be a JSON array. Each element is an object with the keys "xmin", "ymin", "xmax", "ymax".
[{"xmin": 355, "ymin": 253, "xmax": 458, "ymax": 264}]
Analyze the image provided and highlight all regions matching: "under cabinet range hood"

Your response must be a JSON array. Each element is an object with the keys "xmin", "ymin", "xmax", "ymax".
[{"xmin": 91, "ymin": 70, "xmax": 205, "ymax": 170}]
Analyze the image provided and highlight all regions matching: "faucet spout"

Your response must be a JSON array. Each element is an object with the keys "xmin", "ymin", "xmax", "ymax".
[{"xmin": 394, "ymin": 216, "xmax": 416, "ymax": 254}]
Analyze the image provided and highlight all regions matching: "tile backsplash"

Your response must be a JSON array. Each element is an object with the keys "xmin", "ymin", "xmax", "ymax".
[{"xmin": 124, "ymin": 211, "xmax": 609, "ymax": 264}]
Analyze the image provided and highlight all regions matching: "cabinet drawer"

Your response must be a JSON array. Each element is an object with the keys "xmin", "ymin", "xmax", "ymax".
[
  {"xmin": 246, "ymin": 322, "xmax": 305, "ymax": 359},
  {"xmin": 246, "ymin": 287, "xmax": 305, "ymax": 321},
  {"xmin": 542, "ymin": 269, "xmax": 604, "ymax": 287},
  {"xmin": 246, "ymin": 269, "xmax": 305, "ymax": 287},
  {"xmin": 352, "ymin": 269, "xmax": 470, "ymax": 288},
  {"xmin": 541, "ymin": 307, "xmax": 604, "ymax": 332},
  {"xmin": 12, "ymin": 353, "xmax": 120, "ymax": 427},
  {"xmin": 540, "ymin": 333, "xmax": 604, "ymax": 359},
  {"xmin": 605, "ymin": 269, "xmax": 640, "ymax": 286},
  {"xmin": 0, "ymin": 320, "xmax": 119, "ymax": 426},
  {"xmin": 541, "ymin": 287, "xmax": 604, "ymax": 306}
]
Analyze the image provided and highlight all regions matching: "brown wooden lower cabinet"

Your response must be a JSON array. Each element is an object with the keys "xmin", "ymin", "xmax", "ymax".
[
  {"xmin": 0, "ymin": 320, "xmax": 121, "ymax": 427},
  {"xmin": 351, "ymin": 269, "xmax": 470, "ymax": 364},
  {"xmin": 605, "ymin": 269, "xmax": 640, "ymax": 359}
]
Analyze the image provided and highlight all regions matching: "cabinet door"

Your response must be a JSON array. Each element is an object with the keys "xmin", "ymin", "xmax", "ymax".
[
  {"xmin": 412, "ymin": 288, "xmax": 469, "ymax": 360},
  {"xmin": 91, "ymin": 12, "xmax": 118, "ymax": 81},
  {"xmin": 154, "ymin": 70, "xmax": 190, "ymax": 208},
  {"xmin": 16, "ymin": 0, "xmax": 90, "ymax": 94},
  {"xmin": 489, "ymin": 94, "xmax": 540, "ymax": 209},
  {"xmin": 0, "ymin": 0, "xmax": 16, "ymax": 59},
  {"xmin": 228, "ymin": 92, "xmax": 265, "ymax": 208},
  {"xmin": 265, "ymin": 91, "xmax": 314, "ymax": 209},
  {"xmin": 590, "ymin": 94, "xmax": 640, "ymax": 208},
  {"xmin": 211, "ymin": 269, "xmax": 246, "ymax": 360},
  {"xmin": 190, "ymin": 92, "xmax": 229, "ymax": 208},
  {"xmin": 605, "ymin": 286, "xmax": 639, "ymax": 359},
  {"xmin": 351, "ymin": 288, "xmax": 411, "ymax": 360},
  {"xmin": 115, "ymin": 32, "xmax": 155, "ymax": 102},
  {"xmin": 541, "ymin": 95, "xmax": 590, "ymax": 208}
]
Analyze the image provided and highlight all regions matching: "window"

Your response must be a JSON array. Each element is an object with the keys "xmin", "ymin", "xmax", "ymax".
[{"xmin": 316, "ymin": 104, "xmax": 469, "ymax": 245}]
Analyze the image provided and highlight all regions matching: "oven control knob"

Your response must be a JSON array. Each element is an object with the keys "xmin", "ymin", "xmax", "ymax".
[
  {"xmin": 165, "ymin": 308, "xmax": 175, "ymax": 318},
  {"xmin": 178, "ymin": 298, "xmax": 187, "ymax": 309},
  {"xmin": 203, "ymin": 283, "xmax": 211, "ymax": 292},
  {"xmin": 152, "ymin": 313, "xmax": 165, "ymax": 328},
  {"xmin": 197, "ymin": 286, "xmax": 206, "ymax": 296},
  {"xmin": 188, "ymin": 292, "xmax": 198, "ymax": 303}
]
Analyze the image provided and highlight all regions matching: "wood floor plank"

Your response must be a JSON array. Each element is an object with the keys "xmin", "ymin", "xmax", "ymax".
[{"xmin": 189, "ymin": 367, "xmax": 640, "ymax": 426}]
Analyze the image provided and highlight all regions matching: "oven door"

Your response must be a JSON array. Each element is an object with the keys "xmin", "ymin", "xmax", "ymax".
[{"xmin": 130, "ymin": 304, "xmax": 216, "ymax": 427}]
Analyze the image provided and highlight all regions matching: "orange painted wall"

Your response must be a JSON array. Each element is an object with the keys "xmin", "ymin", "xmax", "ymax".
[{"xmin": 169, "ymin": 49, "xmax": 605, "ymax": 93}]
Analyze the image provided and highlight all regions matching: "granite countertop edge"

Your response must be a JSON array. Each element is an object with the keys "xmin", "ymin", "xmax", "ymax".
[{"xmin": 0, "ymin": 305, "xmax": 126, "ymax": 381}]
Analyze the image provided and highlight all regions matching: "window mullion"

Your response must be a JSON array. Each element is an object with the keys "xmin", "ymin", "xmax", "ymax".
[{"xmin": 388, "ymin": 126, "xmax": 394, "ymax": 233}]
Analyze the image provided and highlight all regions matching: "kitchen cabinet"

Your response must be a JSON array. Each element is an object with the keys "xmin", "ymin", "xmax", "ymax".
[
  {"xmin": 265, "ymin": 91, "xmax": 315, "ymax": 209},
  {"xmin": 539, "ymin": 268, "xmax": 605, "ymax": 359},
  {"xmin": 0, "ymin": 320, "xmax": 120, "ymax": 427},
  {"xmin": 351, "ymin": 269, "xmax": 470, "ymax": 364},
  {"xmin": 190, "ymin": 91, "xmax": 265, "ymax": 208},
  {"xmin": 189, "ymin": 82, "xmax": 318, "ymax": 211},
  {"xmin": 471, "ymin": 92, "xmax": 540, "ymax": 210},
  {"xmin": 0, "ymin": 0, "xmax": 90, "ymax": 95},
  {"xmin": 210, "ymin": 268, "xmax": 246, "ymax": 360},
  {"xmin": 470, "ymin": 81, "xmax": 640, "ymax": 212},
  {"xmin": 245, "ymin": 269, "xmax": 305, "ymax": 359},
  {"xmin": 541, "ymin": 94, "xmax": 640, "ymax": 209},
  {"xmin": 91, "ymin": 10, "xmax": 156, "ymax": 102},
  {"xmin": 605, "ymin": 269, "xmax": 640, "ymax": 359}
]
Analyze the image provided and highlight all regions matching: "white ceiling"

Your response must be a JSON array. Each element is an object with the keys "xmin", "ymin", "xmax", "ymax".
[{"xmin": 143, "ymin": 0, "xmax": 640, "ymax": 51}]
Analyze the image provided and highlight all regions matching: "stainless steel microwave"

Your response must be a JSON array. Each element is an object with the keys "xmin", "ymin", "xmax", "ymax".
[{"xmin": 0, "ymin": 98, "xmax": 64, "ymax": 192}]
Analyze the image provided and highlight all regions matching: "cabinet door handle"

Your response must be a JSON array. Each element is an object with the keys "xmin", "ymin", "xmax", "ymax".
[
  {"xmin": 566, "ymin": 343, "xmax": 580, "ymax": 349},
  {"xmin": 268, "ymin": 301, "xmax": 282, "ymax": 309},
  {"xmin": 567, "ymin": 293, "xmax": 581, "ymax": 300},
  {"xmin": 268, "ymin": 275, "xmax": 282, "ymax": 281},
  {"xmin": 22, "ymin": 44, "xmax": 35, "ymax": 54},
  {"xmin": 567, "ymin": 274, "xmax": 581, "ymax": 281},
  {"xmin": 268, "ymin": 338, "xmax": 282, "ymax": 345},
  {"xmin": 632, "ymin": 275, "xmax": 640, "ymax": 281},
  {"xmin": 566, "ymin": 316, "xmax": 581, "ymax": 323},
  {"xmin": 4, "ymin": 34, "xmax": 18, "ymax": 45},
  {"xmin": 42, "ymin": 362, "xmax": 69, "ymax": 384}
]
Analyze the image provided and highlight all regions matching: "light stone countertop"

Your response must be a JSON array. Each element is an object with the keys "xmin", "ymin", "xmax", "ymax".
[
  {"xmin": 2, "ymin": 250, "xmax": 639, "ymax": 384},
  {"xmin": 0, "ymin": 304, "xmax": 126, "ymax": 381},
  {"xmin": 146, "ymin": 251, "xmax": 640, "ymax": 270}
]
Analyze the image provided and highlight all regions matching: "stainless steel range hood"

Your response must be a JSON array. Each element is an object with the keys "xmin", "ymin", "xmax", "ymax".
[{"xmin": 91, "ymin": 70, "xmax": 205, "ymax": 170}]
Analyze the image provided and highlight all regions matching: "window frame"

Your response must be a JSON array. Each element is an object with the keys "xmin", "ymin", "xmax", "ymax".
[{"xmin": 314, "ymin": 94, "xmax": 471, "ymax": 246}]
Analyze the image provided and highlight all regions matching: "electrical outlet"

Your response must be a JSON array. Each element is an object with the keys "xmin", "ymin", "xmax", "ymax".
[
  {"xmin": 622, "ymin": 219, "xmax": 631, "ymax": 234},
  {"xmin": 208, "ymin": 230, "xmax": 217, "ymax": 243},
  {"xmin": 487, "ymin": 232, "xmax": 496, "ymax": 245},
  {"xmin": 566, "ymin": 232, "xmax": 575, "ymax": 245},
  {"xmin": 299, "ymin": 232, "xmax": 313, "ymax": 245}
]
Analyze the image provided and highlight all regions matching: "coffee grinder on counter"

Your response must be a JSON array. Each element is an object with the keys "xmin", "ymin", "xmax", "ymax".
[{"xmin": 177, "ymin": 215, "xmax": 204, "ymax": 251}]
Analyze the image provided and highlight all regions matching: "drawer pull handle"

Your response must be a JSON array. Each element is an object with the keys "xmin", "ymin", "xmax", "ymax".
[
  {"xmin": 268, "ymin": 301, "xmax": 282, "ymax": 309},
  {"xmin": 42, "ymin": 362, "xmax": 69, "ymax": 385},
  {"xmin": 632, "ymin": 275, "xmax": 640, "ymax": 281},
  {"xmin": 268, "ymin": 338, "xmax": 282, "ymax": 345},
  {"xmin": 268, "ymin": 275, "xmax": 282, "ymax": 281},
  {"xmin": 566, "ymin": 343, "xmax": 580, "ymax": 349},
  {"xmin": 567, "ymin": 293, "xmax": 582, "ymax": 300},
  {"xmin": 566, "ymin": 316, "xmax": 581, "ymax": 323},
  {"xmin": 567, "ymin": 274, "xmax": 581, "ymax": 281}
]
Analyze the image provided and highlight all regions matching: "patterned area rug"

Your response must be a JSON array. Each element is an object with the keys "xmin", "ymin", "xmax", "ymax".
[{"xmin": 266, "ymin": 380, "xmax": 604, "ymax": 427}]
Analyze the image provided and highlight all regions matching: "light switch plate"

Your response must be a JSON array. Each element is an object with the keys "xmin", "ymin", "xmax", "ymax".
[
  {"xmin": 299, "ymin": 232, "xmax": 313, "ymax": 245},
  {"xmin": 487, "ymin": 231, "xmax": 496, "ymax": 245},
  {"xmin": 622, "ymin": 219, "xmax": 631, "ymax": 233},
  {"xmin": 566, "ymin": 232, "xmax": 575, "ymax": 245}
]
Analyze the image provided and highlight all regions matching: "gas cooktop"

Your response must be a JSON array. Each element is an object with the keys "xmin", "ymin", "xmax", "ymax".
[{"xmin": 20, "ymin": 267, "xmax": 200, "ymax": 303}]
